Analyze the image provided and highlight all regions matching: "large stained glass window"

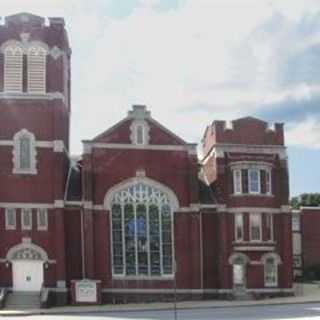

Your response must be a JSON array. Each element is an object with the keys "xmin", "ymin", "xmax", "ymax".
[{"xmin": 110, "ymin": 183, "xmax": 174, "ymax": 277}]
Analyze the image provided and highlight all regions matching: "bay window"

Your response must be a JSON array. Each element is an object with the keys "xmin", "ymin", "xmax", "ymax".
[{"xmin": 231, "ymin": 164, "xmax": 272, "ymax": 196}]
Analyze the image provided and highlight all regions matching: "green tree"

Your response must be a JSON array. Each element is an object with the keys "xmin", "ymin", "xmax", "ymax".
[{"xmin": 290, "ymin": 193, "xmax": 320, "ymax": 209}]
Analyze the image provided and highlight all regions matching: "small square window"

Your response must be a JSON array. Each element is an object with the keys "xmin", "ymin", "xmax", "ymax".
[
  {"xmin": 21, "ymin": 208, "xmax": 32, "ymax": 230},
  {"xmin": 5, "ymin": 208, "xmax": 16, "ymax": 230}
]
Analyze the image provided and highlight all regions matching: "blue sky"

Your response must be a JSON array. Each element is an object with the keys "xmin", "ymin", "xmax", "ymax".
[{"xmin": 2, "ymin": 0, "xmax": 320, "ymax": 197}]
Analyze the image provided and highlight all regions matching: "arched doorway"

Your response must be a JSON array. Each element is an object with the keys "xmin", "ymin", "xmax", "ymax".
[
  {"xmin": 229, "ymin": 253, "xmax": 249, "ymax": 293},
  {"xmin": 7, "ymin": 240, "xmax": 48, "ymax": 292}
]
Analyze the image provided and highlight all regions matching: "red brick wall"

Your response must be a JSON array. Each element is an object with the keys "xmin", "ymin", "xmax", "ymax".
[{"xmin": 301, "ymin": 209, "xmax": 320, "ymax": 269}]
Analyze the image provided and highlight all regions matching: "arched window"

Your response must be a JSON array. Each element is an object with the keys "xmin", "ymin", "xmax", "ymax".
[
  {"xmin": 262, "ymin": 253, "xmax": 281, "ymax": 287},
  {"xmin": 130, "ymin": 120, "xmax": 150, "ymax": 145},
  {"xmin": 4, "ymin": 44, "xmax": 23, "ymax": 92},
  {"xmin": 13, "ymin": 129, "xmax": 37, "ymax": 174},
  {"xmin": 27, "ymin": 45, "xmax": 47, "ymax": 93},
  {"xmin": 109, "ymin": 182, "xmax": 174, "ymax": 277},
  {"xmin": 136, "ymin": 125, "xmax": 144, "ymax": 145}
]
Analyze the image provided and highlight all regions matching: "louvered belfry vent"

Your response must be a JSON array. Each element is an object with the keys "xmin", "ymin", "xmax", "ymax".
[{"xmin": 4, "ymin": 45, "xmax": 23, "ymax": 92}]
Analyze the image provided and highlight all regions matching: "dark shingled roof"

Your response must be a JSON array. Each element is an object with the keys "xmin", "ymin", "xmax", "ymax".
[
  {"xmin": 66, "ymin": 164, "xmax": 82, "ymax": 202},
  {"xmin": 198, "ymin": 179, "xmax": 217, "ymax": 205}
]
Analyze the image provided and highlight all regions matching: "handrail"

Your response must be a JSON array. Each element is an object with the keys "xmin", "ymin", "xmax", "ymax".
[
  {"xmin": 40, "ymin": 283, "xmax": 49, "ymax": 308},
  {"xmin": 0, "ymin": 288, "xmax": 8, "ymax": 309}
]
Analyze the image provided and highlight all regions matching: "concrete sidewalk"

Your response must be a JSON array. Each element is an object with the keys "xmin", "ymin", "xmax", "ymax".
[{"xmin": 1, "ymin": 283, "xmax": 320, "ymax": 316}]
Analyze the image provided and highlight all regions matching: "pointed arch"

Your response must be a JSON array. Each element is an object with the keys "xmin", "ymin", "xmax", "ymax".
[
  {"xmin": 105, "ymin": 176, "xmax": 178, "ymax": 277},
  {"xmin": 12, "ymin": 129, "xmax": 37, "ymax": 174},
  {"xmin": 104, "ymin": 176, "xmax": 179, "ymax": 211}
]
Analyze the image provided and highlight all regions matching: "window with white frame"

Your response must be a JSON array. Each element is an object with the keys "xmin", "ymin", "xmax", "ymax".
[
  {"xmin": 5, "ymin": 208, "xmax": 16, "ymax": 230},
  {"xmin": 264, "ymin": 257, "xmax": 278, "ymax": 286},
  {"xmin": 4, "ymin": 44, "xmax": 23, "ymax": 93},
  {"xmin": 233, "ymin": 170, "xmax": 242, "ymax": 194},
  {"xmin": 21, "ymin": 208, "xmax": 32, "ymax": 230},
  {"xmin": 13, "ymin": 129, "xmax": 37, "ymax": 174},
  {"xmin": 250, "ymin": 213, "xmax": 261, "ymax": 241},
  {"xmin": 266, "ymin": 169, "xmax": 272, "ymax": 194},
  {"xmin": 231, "ymin": 165, "xmax": 272, "ymax": 196},
  {"xmin": 248, "ymin": 169, "xmax": 260, "ymax": 194},
  {"xmin": 110, "ymin": 182, "xmax": 174, "ymax": 277},
  {"xmin": 234, "ymin": 213, "xmax": 244, "ymax": 241},
  {"xmin": 292, "ymin": 213, "xmax": 300, "ymax": 232},
  {"xmin": 37, "ymin": 208, "xmax": 48, "ymax": 230},
  {"xmin": 27, "ymin": 45, "xmax": 47, "ymax": 94},
  {"xmin": 265, "ymin": 213, "xmax": 273, "ymax": 241},
  {"xmin": 130, "ymin": 120, "xmax": 150, "ymax": 145}
]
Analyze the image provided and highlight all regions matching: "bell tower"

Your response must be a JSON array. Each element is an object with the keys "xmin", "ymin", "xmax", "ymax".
[{"xmin": 0, "ymin": 13, "xmax": 71, "ymax": 304}]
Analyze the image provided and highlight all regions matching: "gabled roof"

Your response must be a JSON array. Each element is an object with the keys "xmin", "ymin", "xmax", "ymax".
[{"xmin": 89, "ymin": 105, "xmax": 189, "ymax": 146}]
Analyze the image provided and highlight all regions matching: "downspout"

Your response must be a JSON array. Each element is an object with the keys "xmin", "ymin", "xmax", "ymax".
[
  {"xmin": 80, "ymin": 205, "xmax": 86, "ymax": 278},
  {"xmin": 64, "ymin": 156, "xmax": 86, "ymax": 279}
]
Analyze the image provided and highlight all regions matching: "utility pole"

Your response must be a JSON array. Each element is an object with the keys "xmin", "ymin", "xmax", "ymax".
[{"xmin": 174, "ymin": 259, "xmax": 177, "ymax": 320}]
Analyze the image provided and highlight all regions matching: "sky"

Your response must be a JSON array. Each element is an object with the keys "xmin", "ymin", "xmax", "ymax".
[{"xmin": 1, "ymin": 0, "xmax": 320, "ymax": 197}]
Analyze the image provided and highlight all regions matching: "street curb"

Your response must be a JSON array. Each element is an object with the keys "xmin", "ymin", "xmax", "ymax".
[{"xmin": 1, "ymin": 299, "xmax": 320, "ymax": 317}]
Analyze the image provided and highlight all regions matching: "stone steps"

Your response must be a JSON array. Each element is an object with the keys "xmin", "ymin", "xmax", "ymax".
[{"xmin": 5, "ymin": 292, "xmax": 40, "ymax": 310}]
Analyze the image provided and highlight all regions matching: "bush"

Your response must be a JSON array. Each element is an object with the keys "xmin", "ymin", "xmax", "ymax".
[{"xmin": 303, "ymin": 265, "xmax": 320, "ymax": 281}]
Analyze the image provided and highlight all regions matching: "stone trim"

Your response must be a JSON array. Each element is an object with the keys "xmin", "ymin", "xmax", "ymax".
[
  {"xmin": 0, "ymin": 139, "xmax": 65, "ymax": 152},
  {"xmin": 229, "ymin": 161, "xmax": 274, "ymax": 170},
  {"xmin": 0, "ymin": 38, "xmax": 67, "ymax": 61},
  {"xmin": 130, "ymin": 119, "xmax": 150, "ymax": 145},
  {"xmin": 82, "ymin": 142, "xmax": 197, "ymax": 155},
  {"xmin": 104, "ymin": 176, "xmax": 180, "ymax": 211},
  {"xmin": 234, "ymin": 246, "xmax": 275, "ymax": 252},
  {"xmin": 222, "ymin": 207, "xmax": 288, "ymax": 214},
  {"xmin": 0, "ymin": 92, "xmax": 66, "ymax": 104},
  {"xmin": 101, "ymin": 287, "xmax": 295, "ymax": 294},
  {"xmin": 202, "ymin": 143, "xmax": 287, "ymax": 163},
  {"xmin": 12, "ymin": 129, "xmax": 37, "ymax": 175},
  {"xmin": 300, "ymin": 206, "xmax": 320, "ymax": 210},
  {"xmin": 6, "ymin": 238, "xmax": 48, "ymax": 262},
  {"xmin": 54, "ymin": 200, "xmax": 64, "ymax": 208},
  {"xmin": 261, "ymin": 252, "xmax": 282, "ymax": 264},
  {"xmin": 0, "ymin": 202, "xmax": 63, "ymax": 209}
]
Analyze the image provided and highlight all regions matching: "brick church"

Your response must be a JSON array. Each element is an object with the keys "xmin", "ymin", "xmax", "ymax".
[{"xmin": 0, "ymin": 13, "xmax": 293, "ymax": 307}]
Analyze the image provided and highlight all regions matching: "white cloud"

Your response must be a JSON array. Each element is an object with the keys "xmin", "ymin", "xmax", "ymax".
[
  {"xmin": 1, "ymin": 0, "xmax": 320, "ymax": 152},
  {"xmin": 286, "ymin": 118, "xmax": 320, "ymax": 149}
]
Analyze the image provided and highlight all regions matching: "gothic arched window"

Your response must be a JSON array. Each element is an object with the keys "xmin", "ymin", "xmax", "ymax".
[
  {"xmin": 262, "ymin": 253, "xmax": 281, "ymax": 287},
  {"xmin": 110, "ymin": 182, "xmax": 174, "ymax": 277},
  {"xmin": 27, "ymin": 45, "xmax": 47, "ymax": 94},
  {"xmin": 13, "ymin": 129, "xmax": 37, "ymax": 174},
  {"xmin": 3, "ymin": 44, "xmax": 23, "ymax": 92}
]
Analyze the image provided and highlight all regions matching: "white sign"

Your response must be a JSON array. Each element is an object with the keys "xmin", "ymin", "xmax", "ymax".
[{"xmin": 75, "ymin": 280, "xmax": 97, "ymax": 303}]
